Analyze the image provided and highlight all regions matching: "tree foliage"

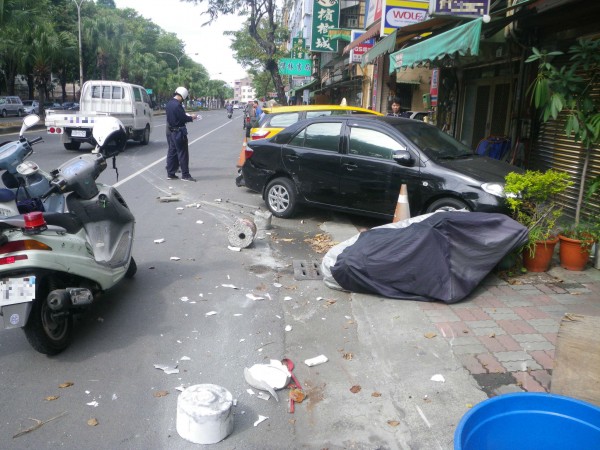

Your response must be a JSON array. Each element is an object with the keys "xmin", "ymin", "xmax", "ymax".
[
  {"xmin": 180, "ymin": 0, "xmax": 289, "ymax": 102},
  {"xmin": 0, "ymin": 0, "xmax": 228, "ymax": 104}
]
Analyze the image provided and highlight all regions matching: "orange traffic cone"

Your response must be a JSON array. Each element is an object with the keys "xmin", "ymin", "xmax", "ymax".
[
  {"xmin": 393, "ymin": 184, "xmax": 410, "ymax": 223},
  {"xmin": 237, "ymin": 137, "xmax": 247, "ymax": 168}
]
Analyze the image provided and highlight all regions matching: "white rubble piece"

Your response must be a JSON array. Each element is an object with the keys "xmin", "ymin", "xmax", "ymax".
[
  {"xmin": 227, "ymin": 218, "xmax": 257, "ymax": 249},
  {"xmin": 176, "ymin": 384, "xmax": 233, "ymax": 445},
  {"xmin": 244, "ymin": 360, "xmax": 291, "ymax": 402},
  {"xmin": 253, "ymin": 210, "xmax": 272, "ymax": 230},
  {"xmin": 304, "ymin": 355, "xmax": 328, "ymax": 367}
]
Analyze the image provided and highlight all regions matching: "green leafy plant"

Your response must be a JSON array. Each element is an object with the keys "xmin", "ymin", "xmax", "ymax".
[
  {"xmin": 526, "ymin": 39, "xmax": 600, "ymax": 225},
  {"xmin": 559, "ymin": 222, "xmax": 597, "ymax": 248},
  {"xmin": 505, "ymin": 169, "xmax": 573, "ymax": 250}
]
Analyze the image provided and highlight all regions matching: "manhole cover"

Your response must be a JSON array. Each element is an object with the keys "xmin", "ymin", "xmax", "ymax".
[{"xmin": 293, "ymin": 260, "xmax": 323, "ymax": 280}]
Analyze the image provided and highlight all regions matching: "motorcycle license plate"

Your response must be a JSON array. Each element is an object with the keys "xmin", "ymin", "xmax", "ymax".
[
  {"xmin": 0, "ymin": 276, "xmax": 36, "ymax": 306},
  {"xmin": 71, "ymin": 130, "xmax": 86, "ymax": 138}
]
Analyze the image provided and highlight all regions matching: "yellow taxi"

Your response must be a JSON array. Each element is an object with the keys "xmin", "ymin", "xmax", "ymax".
[{"xmin": 249, "ymin": 104, "xmax": 382, "ymax": 141}]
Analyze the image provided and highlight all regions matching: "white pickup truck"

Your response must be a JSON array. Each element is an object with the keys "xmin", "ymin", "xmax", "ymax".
[{"xmin": 45, "ymin": 80, "xmax": 154, "ymax": 150}]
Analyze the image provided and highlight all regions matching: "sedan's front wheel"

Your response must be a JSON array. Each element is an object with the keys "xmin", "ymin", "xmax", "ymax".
[
  {"xmin": 425, "ymin": 197, "xmax": 470, "ymax": 213},
  {"xmin": 265, "ymin": 177, "xmax": 297, "ymax": 218}
]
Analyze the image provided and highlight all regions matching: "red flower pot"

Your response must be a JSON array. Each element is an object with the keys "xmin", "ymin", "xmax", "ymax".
[
  {"xmin": 522, "ymin": 237, "xmax": 558, "ymax": 272},
  {"xmin": 558, "ymin": 234, "xmax": 593, "ymax": 271}
]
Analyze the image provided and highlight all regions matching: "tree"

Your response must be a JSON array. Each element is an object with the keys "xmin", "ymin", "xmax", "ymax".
[
  {"xmin": 527, "ymin": 39, "xmax": 600, "ymax": 225},
  {"xmin": 180, "ymin": 0, "xmax": 288, "ymax": 103}
]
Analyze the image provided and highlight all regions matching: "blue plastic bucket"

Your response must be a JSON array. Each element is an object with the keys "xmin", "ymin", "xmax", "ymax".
[{"xmin": 455, "ymin": 393, "xmax": 600, "ymax": 450}]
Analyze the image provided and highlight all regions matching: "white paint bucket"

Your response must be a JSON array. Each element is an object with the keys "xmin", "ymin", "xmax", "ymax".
[{"xmin": 176, "ymin": 384, "xmax": 233, "ymax": 444}]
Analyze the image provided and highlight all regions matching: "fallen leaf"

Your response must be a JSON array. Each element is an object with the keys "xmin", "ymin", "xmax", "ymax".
[
  {"xmin": 424, "ymin": 332, "xmax": 437, "ymax": 339},
  {"xmin": 58, "ymin": 382, "xmax": 74, "ymax": 389},
  {"xmin": 153, "ymin": 390, "xmax": 169, "ymax": 398},
  {"xmin": 462, "ymin": 329, "xmax": 469, "ymax": 334},
  {"xmin": 387, "ymin": 420, "xmax": 400, "ymax": 427},
  {"xmin": 87, "ymin": 418, "xmax": 99, "ymax": 427},
  {"xmin": 288, "ymin": 418, "xmax": 296, "ymax": 425},
  {"xmin": 342, "ymin": 352, "xmax": 353, "ymax": 360},
  {"xmin": 326, "ymin": 299, "xmax": 336, "ymax": 305},
  {"xmin": 372, "ymin": 392, "xmax": 382, "ymax": 397},
  {"xmin": 45, "ymin": 395, "xmax": 59, "ymax": 401},
  {"xmin": 290, "ymin": 389, "xmax": 306, "ymax": 403},
  {"xmin": 489, "ymin": 332, "xmax": 496, "ymax": 338},
  {"xmin": 349, "ymin": 385, "xmax": 361, "ymax": 394}
]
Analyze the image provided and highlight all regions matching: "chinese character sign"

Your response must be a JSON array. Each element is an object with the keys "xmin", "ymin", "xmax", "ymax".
[
  {"xmin": 350, "ymin": 30, "xmax": 375, "ymax": 63},
  {"xmin": 310, "ymin": 0, "xmax": 340, "ymax": 53},
  {"xmin": 430, "ymin": 0, "xmax": 489, "ymax": 17},
  {"xmin": 292, "ymin": 37, "xmax": 309, "ymax": 59},
  {"xmin": 278, "ymin": 58, "xmax": 313, "ymax": 77}
]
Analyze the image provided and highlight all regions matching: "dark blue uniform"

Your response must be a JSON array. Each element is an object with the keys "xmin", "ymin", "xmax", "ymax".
[{"xmin": 165, "ymin": 97, "xmax": 194, "ymax": 179}]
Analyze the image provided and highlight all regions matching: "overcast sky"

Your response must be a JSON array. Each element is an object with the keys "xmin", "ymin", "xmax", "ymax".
[{"xmin": 114, "ymin": 0, "xmax": 249, "ymax": 85}]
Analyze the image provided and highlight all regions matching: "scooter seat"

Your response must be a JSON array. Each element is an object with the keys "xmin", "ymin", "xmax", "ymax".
[{"xmin": 43, "ymin": 212, "xmax": 83, "ymax": 234}]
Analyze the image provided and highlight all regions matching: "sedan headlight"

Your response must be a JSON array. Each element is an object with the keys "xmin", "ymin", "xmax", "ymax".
[{"xmin": 481, "ymin": 182, "xmax": 505, "ymax": 198}]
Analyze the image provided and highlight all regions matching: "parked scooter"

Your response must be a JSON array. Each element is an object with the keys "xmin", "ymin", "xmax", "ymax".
[{"xmin": 0, "ymin": 116, "xmax": 136, "ymax": 354}]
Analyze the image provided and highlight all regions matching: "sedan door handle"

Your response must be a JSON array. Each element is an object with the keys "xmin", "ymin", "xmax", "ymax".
[
  {"xmin": 286, "ymin": 155, "xmax": 299, "ymax": 161},
  {"xmin": 342, "ymin": 163, "xmax": 358, "ymax": 171}
]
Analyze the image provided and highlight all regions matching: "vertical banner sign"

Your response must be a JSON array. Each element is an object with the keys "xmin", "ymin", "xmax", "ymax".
[
  {"xmin": 382, "ymin": 0, "xmax": 429, "ymax": 36},
  {"xmin": 292, "ymin": 37, "xmax": 309, "ymax": 59},
  {"xmin": 430, "ymin": 68, "xmax": 439, "ymax": 107},
  {"xmin": 350, "ymin": 30, "xmax": 375, "ymax": 63},
  {"xmin": 310, "ymin": 0, "xmax": 340, "ymax": 53}
]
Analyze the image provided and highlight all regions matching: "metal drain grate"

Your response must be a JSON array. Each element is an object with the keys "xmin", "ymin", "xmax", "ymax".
[{"xmin": 293, "ymin": 260, "xmax": 323, "ymax": 280}]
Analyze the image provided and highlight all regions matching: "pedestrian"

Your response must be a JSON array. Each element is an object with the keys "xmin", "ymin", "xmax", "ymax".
[
  {"xmin": 166, "ymin": 86, "xmax": 198, "ymax": 182},
  {"xmin": 226, "ymin": 102, "xmax": 233, "ymax": 119},
  {"xmin": 387, "ymin": 99, "xmax": 402, "ymax": 117},
  {"xmin": 254, "ymin": 100, "xmax": 263, "ymax": 121}
]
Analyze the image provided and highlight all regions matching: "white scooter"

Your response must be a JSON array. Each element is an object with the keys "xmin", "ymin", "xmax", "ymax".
[{"xmin": 0, "ymin": 116, "xmax": 136, "ymax": 354}]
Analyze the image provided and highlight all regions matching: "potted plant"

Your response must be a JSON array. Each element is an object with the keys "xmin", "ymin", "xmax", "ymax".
[
  {"xmin": 504, "ymin": 169, "xmax": 572, "ymax": 272},
  {"xmin": 557, "ymin": 177, "xmax": 600, "ymax": 271}
]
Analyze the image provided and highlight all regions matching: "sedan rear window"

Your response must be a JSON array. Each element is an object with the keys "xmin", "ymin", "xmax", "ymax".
[{"xmin": 269, "ymin": 112, "xmax": 300, "ymax": 127}]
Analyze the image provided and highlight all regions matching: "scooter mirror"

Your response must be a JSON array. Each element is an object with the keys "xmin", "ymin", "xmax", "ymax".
[{"xmin": 20, "ymin": 114, "xmax": 40, "ymax": 136}]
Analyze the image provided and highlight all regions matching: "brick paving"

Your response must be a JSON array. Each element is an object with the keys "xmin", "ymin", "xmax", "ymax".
[{"xmin": 419, "ymin": 264, "xmax": 600, "ymax": 396}]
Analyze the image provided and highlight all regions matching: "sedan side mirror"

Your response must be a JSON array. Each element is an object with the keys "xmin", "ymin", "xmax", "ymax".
[{"xmin": 393, "ymin": 150, "xmax": 414, "ymax": 166}]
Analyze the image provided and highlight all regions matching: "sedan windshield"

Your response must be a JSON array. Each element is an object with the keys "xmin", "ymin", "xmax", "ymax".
[{"xmin": 393, "ymin": 123, "xmax": 473, "ymax": 159}]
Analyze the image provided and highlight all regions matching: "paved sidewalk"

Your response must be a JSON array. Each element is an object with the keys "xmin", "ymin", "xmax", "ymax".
[{"xmin": 419, "ymin": 263, "xmax": 600, "ymax": 396}]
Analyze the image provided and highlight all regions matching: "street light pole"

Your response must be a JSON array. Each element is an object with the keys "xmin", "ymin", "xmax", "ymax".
[
  {"xmin": 73, "ymin": 0, "xmax": 85, "ymax": 89},
  {"xmin": 157, "ymin": 51, "xmax": 183, "ymax": 80}
]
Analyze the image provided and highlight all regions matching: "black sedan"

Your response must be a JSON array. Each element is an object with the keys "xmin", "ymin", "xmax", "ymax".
[{"xmin": 237, "ymin": 116, "xmax": 519, "ymax": 220}]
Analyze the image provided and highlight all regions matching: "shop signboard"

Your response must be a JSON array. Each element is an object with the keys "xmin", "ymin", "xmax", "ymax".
[
  {"xmin": 429, "ymin": 0, "xmax": 489, "ymax": 17},
  {"xmin": 292, "ymin": 37, "xmax": 310, "ymax": 59},
  {"xmin": 278, "ymin": 58, "xmax": 313, "ymax": 77},
  {"xmin": 349, "ymin": 30, "xmax": 375, "ymax": 63},
  {"xmin": 310, "ymin": 0, "xmax": 340, "ymax": 52},
  {"xmin": 365, "ymin": 0, "xmax": 383, "ymax": 28},
  {"xmin": 381, "ymin": 0, "xmax": 429, "ymax": 36}
]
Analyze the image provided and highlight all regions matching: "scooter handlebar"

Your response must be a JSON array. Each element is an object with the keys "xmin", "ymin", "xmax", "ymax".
[
  {"xmin": 40, "ymin": 183, "xmax": 59, "ymax": 200},
  {"xmin": 29, "ymin": 136, "xmax": 43, "ymax": 145}
]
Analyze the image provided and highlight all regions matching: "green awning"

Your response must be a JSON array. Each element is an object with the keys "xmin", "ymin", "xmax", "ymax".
[
  {"xmin": 360, "ymin": 30, "xmax": 397, "ymax": 68},
  {"xmin": 290, "ymin": 78, "xmax": 319, "ymax": 96},
  {"xmin": 389, "ymin": 18, "xmax": 483, "ymax": 72}
]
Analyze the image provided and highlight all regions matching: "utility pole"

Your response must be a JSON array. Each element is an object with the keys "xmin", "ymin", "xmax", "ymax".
[{"xmin": 74, "ymin": 0, "xmax": 85, "ymax": 90}]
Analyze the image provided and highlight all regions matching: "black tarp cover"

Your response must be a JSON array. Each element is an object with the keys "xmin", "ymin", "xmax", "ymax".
[{"xmin": 330, "ymin": 212, "xmax": 528, "ymax": 303}]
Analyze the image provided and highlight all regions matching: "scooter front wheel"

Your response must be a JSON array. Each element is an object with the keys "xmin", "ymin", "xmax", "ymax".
[{"xmin": 23, "ymin": 279, "xmax": 73, "ymax": 355}]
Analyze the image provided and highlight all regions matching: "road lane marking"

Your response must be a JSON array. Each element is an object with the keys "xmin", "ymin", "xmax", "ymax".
[{"xmin": 114, "ymin": 119, "xmax": 232, "ymax": 187}]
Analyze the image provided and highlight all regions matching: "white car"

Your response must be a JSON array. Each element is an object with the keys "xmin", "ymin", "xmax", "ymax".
[
  {"xmin": 232, "ymin": 104, "xmax": 241, "ymax": 109},
  {"xmin": 22, "ymin": 100, "xmax": 40, "ymax": 114}
]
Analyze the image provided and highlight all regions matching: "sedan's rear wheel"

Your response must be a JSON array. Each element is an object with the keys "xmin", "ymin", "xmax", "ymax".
[
  {"xmin": 425, "ymin": 197, "xmax": 470, "ymax": 213},
  {"xmin": 265, "ymin": 177, "xmax": 297, "ymax": 218}
]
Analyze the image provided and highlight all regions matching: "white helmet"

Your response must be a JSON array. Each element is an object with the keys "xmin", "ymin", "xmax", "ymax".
[{"xmin": 175, "ymin": 86, "xmax": 188, "ymax": 100}]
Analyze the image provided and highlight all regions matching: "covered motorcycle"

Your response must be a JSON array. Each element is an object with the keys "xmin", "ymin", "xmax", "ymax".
[{"xmin": 322, "ymin": 212, "xmax": 528, "ymax": 303}]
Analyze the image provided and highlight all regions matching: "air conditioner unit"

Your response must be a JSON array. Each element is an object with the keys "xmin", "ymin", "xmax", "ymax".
[{"xmin": 347, "ymin": 18, "xmax": 358, "ymax": 28}]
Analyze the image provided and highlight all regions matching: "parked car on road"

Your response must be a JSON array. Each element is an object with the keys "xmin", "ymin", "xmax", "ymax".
[
  {"xmin": 237, "ymin": 116, "xmax": 519, "ymax": 220},
  {"xmin": 248, "ymin": 104, "xmax": 382, "ymax": 140},
  {"xmin": 0, "ymin": 96, "xmax": 24, "ymax": 117},
  {"xmin": 22, "ymin": 100, "xmax": 40, "ymax": 114}
]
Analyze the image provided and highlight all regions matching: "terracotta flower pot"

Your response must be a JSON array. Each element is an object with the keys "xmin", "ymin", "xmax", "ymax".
[
  {"xmin": 522, "ymin": 237, "xmax": 558, "ymax": 272},
  {"xmin": 558, "ymin": 234, "xmax": 593, "ymax": 271}
]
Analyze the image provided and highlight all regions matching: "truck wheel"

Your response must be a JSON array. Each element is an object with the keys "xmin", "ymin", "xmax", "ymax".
[
  {"xmin": 64, "ymin": 142, "xmax": 81, "ymax": 151},
  {"xmin": 140, "ymin": 126, "xmax": 150, "ymax": 145},
  {"xmin": 23, "ymin": 278, "xmax": 73, "ymax": 355}
]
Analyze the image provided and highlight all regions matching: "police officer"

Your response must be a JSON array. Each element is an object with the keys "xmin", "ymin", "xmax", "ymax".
[
  {"xmin": 166, "ymin": 86, "xmax": 198, "ymax": 181},
  {"xmin": 387, "ymin": 98, "xmax": 402, "ymax": 117}
]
